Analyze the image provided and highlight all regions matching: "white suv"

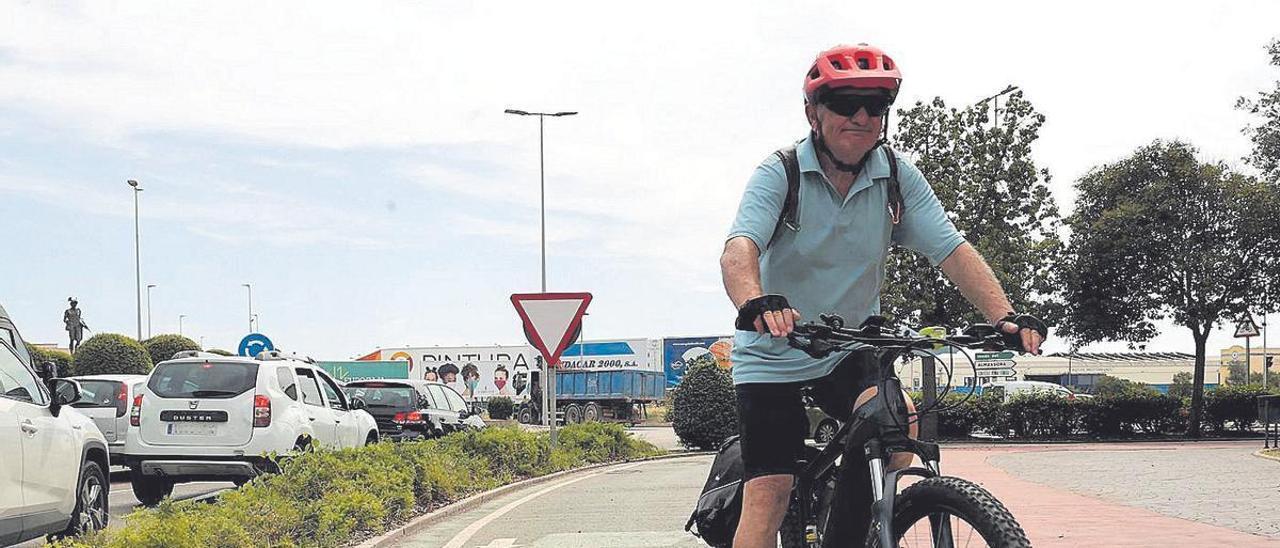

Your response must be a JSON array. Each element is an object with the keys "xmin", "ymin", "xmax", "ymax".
[
  {"xmin": 122, "ymin": 350, "xmax": 379, "ymax": 505},
  {"xmin": 1, "ymin": 304, "xmax": 110, "ymax": 544}
]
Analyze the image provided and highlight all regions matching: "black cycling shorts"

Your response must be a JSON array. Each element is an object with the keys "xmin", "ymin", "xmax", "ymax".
[{"xmin": 734, "ymin": 348, "xmax": 879, "ymax": 481}]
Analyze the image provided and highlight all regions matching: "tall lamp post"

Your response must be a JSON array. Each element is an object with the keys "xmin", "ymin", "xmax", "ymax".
[
  {"xmin": 504, "ymin": 108, "xmax": 577, "ymax": 447},
  {"xmin": 242, "ymin": 284, "xmax": 254, "ymax": 333},
  {"xmin": 179, "ymin": 314, "xmax": 186, "ymax": 337},
  {"xmin": 128, "ymin": 180, "xmax": 144, "ymax": 340},
  {"xmin": 146, "ymin": 284, "xmax": 157, "ymax": 339},
  {"xmin": 502, "ymin": 108, "xmax": 578, "ymax": 292}
]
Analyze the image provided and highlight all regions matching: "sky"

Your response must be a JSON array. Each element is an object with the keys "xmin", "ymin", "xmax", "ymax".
[{"xmin": 1, "ymin": 0, "xmax": 1277, "ymax": 360}]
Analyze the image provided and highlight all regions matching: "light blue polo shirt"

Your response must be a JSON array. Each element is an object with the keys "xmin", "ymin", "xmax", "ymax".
[{"xmin": 727, "ymin": 135, "xmax": 965, "ymax": 385}]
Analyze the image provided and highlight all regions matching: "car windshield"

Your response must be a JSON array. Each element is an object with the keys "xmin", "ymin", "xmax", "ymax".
[
  {"xmin": 346, "ymin": 383, "xmax": 418, "ymax": 409},
  {"xmin": 148, "ymin": 362, "xmax": 259, "ymax": 399},
  {"xmin": 71, "ymin": 379, "xmax": 121, "ymax": 408}
]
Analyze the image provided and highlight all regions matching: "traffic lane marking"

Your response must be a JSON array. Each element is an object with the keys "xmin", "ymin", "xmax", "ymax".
[{"xmin": 441, "ymin": 462, "xmax": 644, "ymax": 548}]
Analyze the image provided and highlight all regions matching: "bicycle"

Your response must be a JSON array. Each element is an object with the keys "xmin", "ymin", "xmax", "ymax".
[{"xmin": 777, "ymin": 313, "xmax": 1034, "ymax": 548}]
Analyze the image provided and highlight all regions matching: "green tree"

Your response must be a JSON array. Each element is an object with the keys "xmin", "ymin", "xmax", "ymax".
[
  {"xmin": 885, "ymin": 91, "xmax": 1064, "ymax": 325},
  {"xmin": 1090, "ymin": 375, "xmax": 1156, "ymax": 398},
  {"xmin": 1168, "ymin": 371, "xmax": 1194, "ymax": 399},
  {"xmin": 1060, "ymin": 140, "xmax": 1280, "ymax": 436},
  {"xmin": 142, "ymin": 334, "xmax": 201, "ymax": 366},
  {"xmin": 73, "ymin": 333, "xmax": 154, "ymax": 376},
  {"xmin": 1238, "ymin": 38, "xmax": 1280, "ymax": 183},
  {"xmin": 671, "ymin": 355, "xmax": 737, "ymax": 450}
]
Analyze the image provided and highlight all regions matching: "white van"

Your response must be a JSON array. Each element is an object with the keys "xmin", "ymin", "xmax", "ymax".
[{"xmin": 981, "ymin": 380, "xmax": 1087, "ymax": 403}]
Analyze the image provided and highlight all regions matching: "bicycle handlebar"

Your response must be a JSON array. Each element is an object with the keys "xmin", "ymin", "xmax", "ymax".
[{"xmin": 786, "ymin": 314, "xmax": 1014, "ymax": 359}]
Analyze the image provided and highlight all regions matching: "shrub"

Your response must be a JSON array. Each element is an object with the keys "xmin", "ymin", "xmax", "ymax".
[
  {"xmin": 487, "ymin": 396, "xmax": 514, "ymax": 420},
  {"xmin": 56, "ymin": 423, "xmax": 659, "ymax": 548},
  {"xmin": 26, "ymin": 344, "xmax": 74, "ymax": 377},
  {"xmin": 1091, "ymin": 375, "xmax": 1158, "ymax": 398},
  {"xmin": 671, "ymin": 357, "xmax": 738, "ymax": 450},
  {"xmin": 71, "ymin": 334, "xmax": 152, "ymax": 376},
  {"xmin": 1004, "ymin": 393, "xmax": 1081, "ymax": 438},
  {"xmin": 933, "ymin": 393, "xmax": 1003, "ymax": 438},
  {"xmin": 1205, "ymin": 384, "xmax": 1270, "ymax": 432},
  {"xmin": 142, "ymin": 334, "xmax": 201, "ymax": 366},
  {"xmin": 207, "ymin": 348, "xmax": 235, "ymax": 356}
]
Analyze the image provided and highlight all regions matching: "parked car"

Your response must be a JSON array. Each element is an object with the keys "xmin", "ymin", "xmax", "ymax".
[
  {"xmin": 806, "ymin": 406, "xmax": 841, "ymax": 444},
  {"xmin": 1, "ymin": 303, "xmax": 110, "ymax": 544},
  {"xmin": 122, "ymin": 350, "xmax": 379, "ymax": 506},
  {"xmin": 68, "ymin": 374, "xmax": 147, "ymax": 461},
  {"xmin": 343, "ymin": 379, "xmax": 485, "ymax": 441},
  {"xmin": 982, "ymin": 380, "xmax": 1084, "ymax": 403}
]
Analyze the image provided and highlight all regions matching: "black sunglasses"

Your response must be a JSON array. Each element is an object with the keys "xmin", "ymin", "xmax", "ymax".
[{"xmin": 820, "ymin": 94, "xmax": 893, "ymax": 117}]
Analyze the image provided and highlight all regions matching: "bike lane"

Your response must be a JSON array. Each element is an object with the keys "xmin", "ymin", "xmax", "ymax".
[{"xmin": 384, "ymin": 441, "xmax": 1279, "ymax": 547}]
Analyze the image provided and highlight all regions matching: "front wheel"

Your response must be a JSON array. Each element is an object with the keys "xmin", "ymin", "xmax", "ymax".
[
  {"xmin": 868, "ymin": 476, "xmax": 1030, "ymax": 548},
  {"xmin": 51, "ymin": 460, "xmax": 109, "ymax": 539}
]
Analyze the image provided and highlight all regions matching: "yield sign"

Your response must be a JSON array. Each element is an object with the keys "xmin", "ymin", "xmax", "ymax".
[
  {"xmin": 511, "ymin": 292, "xmax": 592, "ymax": 368},
  {"xmin": 1235, "ymin": 317, "xmax": 1261, "ymax": 338}
]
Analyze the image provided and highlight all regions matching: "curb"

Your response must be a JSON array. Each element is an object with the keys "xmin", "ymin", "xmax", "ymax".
[
  {"xmin": 1253, "ymin": 449, "xmax": 1280, "ymax": 463},
  {"xmin": 352, "ymin": 451, "xmax": 713, "ymax": 548}
]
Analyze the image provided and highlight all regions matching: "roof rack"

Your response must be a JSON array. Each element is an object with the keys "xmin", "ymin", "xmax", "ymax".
[
  {"xmin": 169, "ymin": 350, "xmax": 229, "ymax": 360},
  {"xmin": 254, "ymin": 350, "xmax": 316, "ymax": 364}
]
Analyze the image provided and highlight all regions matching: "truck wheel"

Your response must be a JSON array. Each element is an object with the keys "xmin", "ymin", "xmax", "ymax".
[
  {"xmin": 583, "ymin": 402, "xmax": 601, "ymax": 423},
  {"xmin": 130, "ymin": 472, "xmax": 174, "ymax": 507},
  {"xmin": 564, "ymin": 404, "xmax": 583, "ymax": 424},
  {"xmin": 517, "ymin": 406, "xmax": 534, "ymax": 424}
]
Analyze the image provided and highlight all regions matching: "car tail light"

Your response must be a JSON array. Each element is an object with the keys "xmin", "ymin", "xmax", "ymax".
[
  {"xmin": 130, "ymin": 394, "xmax": 143, "ymax": 427},
  {"xmin": 394, "ymin": 411, "xmax": 425, "ymax": 424},
  {"xmin": 253, "ymin": 395, "xmax": 271, "ymax": 428},
  {"xmin": 116, "ymin": 383, "xmax": 130, "ymax": 418}
]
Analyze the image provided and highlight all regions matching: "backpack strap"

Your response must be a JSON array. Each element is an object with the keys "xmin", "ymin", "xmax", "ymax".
[
  {"xmin": 767, "ymin": 144, "xmax": 801, "ymax": 250},
  {"xmin": 883, "ymin": 146, "xmax": 904, "ymax": 225}
]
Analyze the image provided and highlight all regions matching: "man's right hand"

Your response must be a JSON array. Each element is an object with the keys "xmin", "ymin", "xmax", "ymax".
[{"xmin": 736, "ymin": 294, "xmax": 802, "ymax": 337}]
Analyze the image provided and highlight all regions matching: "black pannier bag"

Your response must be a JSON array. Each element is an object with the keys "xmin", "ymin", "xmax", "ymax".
[{"xmin": 685, "ymin": 435, "xmax": 745, "ymax": 547}]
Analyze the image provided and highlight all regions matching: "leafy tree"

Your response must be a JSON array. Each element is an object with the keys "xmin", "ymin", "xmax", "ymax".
[
  {"xmin": 885, "ymin": 91, "xmax": 1064, "ymax": 326},
  {"xmin": 73, "ymin": 333, "xmax": 153, "ymax": 376},
  {"xmin": 671, "ymin": 356, "xmax": 737, "ymax": 450},
  {"xmin": 142, "ymin": 334, "xmax": 201, "ymax": 366},
  {"xmin": 1060, "ymin": 140, "xmax": 1280, "ymax": 436},
  {"xmin": 1090, "ymin": 375, "xmax": 1156, "ymax": 398},
  {"xmin": 1238, "ymin": 38, "xmax": 1280, "ymax": 183},
  {"xmin": 1168, "ymin": 371, "xmax": 1194, "ymax": 399}
]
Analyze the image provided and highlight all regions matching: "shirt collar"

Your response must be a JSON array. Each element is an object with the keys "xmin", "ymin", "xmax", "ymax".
[{"xmin": 797, "ymin": 134, "xmax": 892, "ymax": 181}]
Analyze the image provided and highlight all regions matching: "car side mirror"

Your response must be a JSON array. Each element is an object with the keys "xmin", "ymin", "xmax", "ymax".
[
  {"xmin": 47, "ymin": 378, "xmax": 81, "ymax": 416},
  {"xmin": 349, "ymin": 397, "xmax": 367, "ymax": 411}
]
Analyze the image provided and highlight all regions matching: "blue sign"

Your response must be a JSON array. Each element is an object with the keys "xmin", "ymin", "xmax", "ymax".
[
  {"xmin": 238, "ymin": 333, "xmax": 275, "ymax": 357},
  {"xmin": 662, "ymin": 336, "xmax": 731, "ymax": 388}
]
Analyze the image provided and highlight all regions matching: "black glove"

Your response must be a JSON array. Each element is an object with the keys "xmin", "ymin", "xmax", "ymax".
[
  {"xmin": 736, "ymin": 294, "xmax": 793, "ymax": 331},
  {"xmin": 996, "ymin": 313, "xmax": 1048, "ymax": 353}
]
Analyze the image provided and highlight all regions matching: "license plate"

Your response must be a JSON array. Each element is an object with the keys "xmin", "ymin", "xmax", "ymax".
[{"xmin": 167, "ymin": 423, "xmax": 217, "ymax": 436}]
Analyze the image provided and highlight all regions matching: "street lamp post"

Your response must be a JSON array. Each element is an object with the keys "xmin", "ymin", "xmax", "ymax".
[
  {"xmin": 503, "ymin": 108, "xmax": 578, "ymax": 292},
  {"xmin": 504, "ymin": 108, "xmax": 577, "ymax": 447},
  {"xmin": 146, "ymin": 284, "xmax": 157, "ymax": 339},
  {"xmin": 242, "ymin": 284, "xmax": 254, "ymax": 333},
  {"xmin": 977, "ymin": 85, "xmax": 1019, "ymax": 128},
  {"xmin": 128, "ymin": 180, "xmax": 144, "ymax": 340},
  {"xmin": 179, "ymin": 314, "xmax": 186, "ymax": 337}
]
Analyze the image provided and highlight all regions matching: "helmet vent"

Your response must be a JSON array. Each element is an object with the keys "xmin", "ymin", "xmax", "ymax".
[
  {"xmin": 828, "ymin": 57, "xmax": 845, "ymax": 70},
  {"xmin": 883, "ymin": 57, "xmax": 894, "ymax": 70},
  {"xmin": 856, "ymin": 57, "xmax": 870, "ymax": 70}
]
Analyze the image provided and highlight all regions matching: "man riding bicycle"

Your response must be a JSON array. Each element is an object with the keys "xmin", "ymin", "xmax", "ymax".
[{"xmin": 721, "ymin": 43, "xmax": 1046, "ymax": 548}]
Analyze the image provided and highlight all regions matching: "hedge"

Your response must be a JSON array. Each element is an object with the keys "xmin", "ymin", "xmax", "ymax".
[
  {"xmin": 71, "ymin": 334, "xmax": 153, "ymax": 376},
  {"xmin": 57, "ymin": 423, "xmax": 662, "ymax": 548},
  {"xmin": 671, "ymin": 356, "xmax": 738, "ymax": 450},
  {"xmin": 26, "ymin": 344, "xmax": 74, "ymax": 377},
  {"xmin": 487, "ymin": 396, "xmax": 514, "ymax": 420},
  {"xmin": 921, "ymin": 386, "xmax": 1280, "ymax": 439},
  {"xmin": 141, "ymin": 334, "xmax": 201, "ymax": 366}
]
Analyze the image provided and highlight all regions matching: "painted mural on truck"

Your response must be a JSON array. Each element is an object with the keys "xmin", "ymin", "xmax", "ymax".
[
  {"xmin": 662, "ymin": 336, "xmax": 733, "ymax": 388},
  {"xmin": 358, "ymin": 339, "xmax": 659, "ymax": 401}
]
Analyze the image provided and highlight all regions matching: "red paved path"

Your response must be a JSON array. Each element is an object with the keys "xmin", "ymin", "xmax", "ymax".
[{"xmin": 938, "ymin": 442, "xmax": 1280, "ymax": 547}]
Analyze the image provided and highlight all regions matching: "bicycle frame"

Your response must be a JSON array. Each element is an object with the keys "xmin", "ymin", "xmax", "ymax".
[{"xmin": 793, "ymin": 355, "xmax": 955, "ymax": 548}]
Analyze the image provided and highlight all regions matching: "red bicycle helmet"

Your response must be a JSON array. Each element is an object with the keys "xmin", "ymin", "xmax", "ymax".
[{"xmin": 804, "ymin": 44, "xmax": 902, "ymax": 102}]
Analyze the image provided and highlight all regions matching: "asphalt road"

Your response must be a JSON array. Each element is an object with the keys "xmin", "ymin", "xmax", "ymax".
[{"xmin": 11, "ymin": 474, "xmax": 231, "ymax": 548}]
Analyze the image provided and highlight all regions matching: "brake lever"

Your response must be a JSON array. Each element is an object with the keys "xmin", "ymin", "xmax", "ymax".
[{"xmin": 787, "ymin": 334, "xmax": 834, "ymax": 359}]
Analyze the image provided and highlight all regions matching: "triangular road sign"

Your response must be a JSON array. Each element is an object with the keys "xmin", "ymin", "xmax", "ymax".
[
  {"xmin": 1235, "ymin": 317, "xmax": 1261, "ymax": 338},
  {"xmin": 511, "ymin": 292, "xmax": 592, "ymax": 368}
]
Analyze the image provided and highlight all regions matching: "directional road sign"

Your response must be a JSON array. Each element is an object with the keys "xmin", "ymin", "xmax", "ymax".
[
  {"xmin": 511, "ymin": 292, "xmax": 593, "ymax": 368},
  {"xmin": 976, "ymin": 360, "xmax": 1017, "ymax": 371},
  {"xmin": 238, "ymin": 333, "xmax": 274, "ymax": 357}
]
